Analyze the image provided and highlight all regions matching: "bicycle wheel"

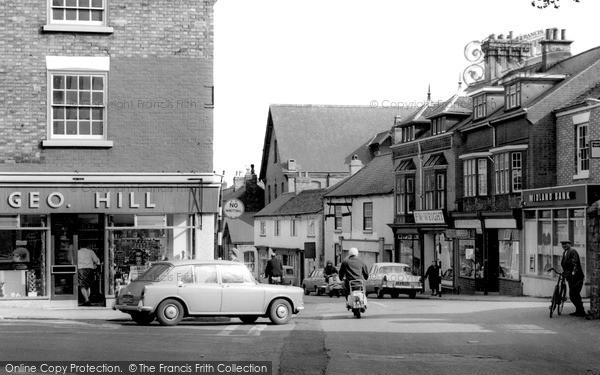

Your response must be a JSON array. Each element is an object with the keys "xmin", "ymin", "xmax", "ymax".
[
  {"xmin": 557, "ymin": 283, "xmax": 567, "ymax": 315},
  {"xmin": 549, "ymin": 286, "xmax": 559, "ymax": 318}
]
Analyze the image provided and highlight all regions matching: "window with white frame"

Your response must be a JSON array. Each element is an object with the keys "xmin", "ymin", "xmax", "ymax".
[
  {"xmin": 260, "ymin": 221, "xmax": 266, "ymax": 236},
  {"xmin": 363, "ymin": 202, "xmax": 373, "ymax": 231},
  {"xmin": 425, "ymin": 172, "xmax": 446, "ymax": 209},
  {"xmin": 45, "ymin": 56, "xmax": 111, "ymax": 147},
  {"xmin": 478, "ymin": 159, "xmax": 488, "ymax": 195},
  {"xmin": 576, "ymin": 123, "xmax": 589, "ymax": 176},
  {"xmin": 290, "ymin": 219, "xmax": 298, "ymax": 237},
  {"xmin": 436, "ymin": 174, "xmax": 446, "ymax": 209},
  {"xmin": 473, "ymin": 94, "xmax": 487, "ymax": 120},
  {"xmin": 505, "ymin": 82, "xmax": 521, "ymax": 109},
  {"xmin": 396, "ymin": 174, "xmax": 415, "ymax": 214},
  {"xmin": 334, "ymin": 206, "xmax": 342, "ymax": 230},
  {"xmin": 432, "ymin": 117, "xmax": 445, "ymax": 135},
  {"xmin": 464, "ymin": 159, "xmax": 476, "ymax": 197},
  {"xmin": 307, "ymin": 220, "xmax": 315, "ymax": 237},
  {"xmin": 45, "ymin": 0, "xmax": 113, "ymax": 33},
  {"xmin": 274, "ymin": 220, "xmax": 281, "ymax": 236},
  {"xmin": 494, "ymin": 152, "xmax": 523, "ymax": 194},
  {"xmin": 402, "ymin": 126, "xmax": 414, "ymax": 142},
  {"xmin": 425, "ymin": 174, "xmax": 435, "ymax": 209}
]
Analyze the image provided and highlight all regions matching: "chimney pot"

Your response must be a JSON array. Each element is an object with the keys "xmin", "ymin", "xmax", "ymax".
[
  {"xmin": 508, "ymin": 31, "xmax": 513, "ymax": 39},
  {"xmin": 553, "ymin": 28, "xmax": 559, "ymax": 40},
  {"xmin": 498, "ymin": 34, "xmax": 504, "ymax": 39},
  {"xmin": 545, "ymin": 29, "xmax": 552, "ymax": 40},
  {"xmin": 561, "ymin": 29, "xmax": 566, "ymax": 40}
]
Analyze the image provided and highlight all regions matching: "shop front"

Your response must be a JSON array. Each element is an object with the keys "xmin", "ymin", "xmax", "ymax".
[
  {"xmin": 0, "ymin": 173, "xmax": 220, "ymax": 308},
  {"xmin": 521, "ymin": 185, "xmax": 600, "ymax": 298},
  {"xmin": 389, "ymin": 210, "xmax": 450, "ymax": 292}
]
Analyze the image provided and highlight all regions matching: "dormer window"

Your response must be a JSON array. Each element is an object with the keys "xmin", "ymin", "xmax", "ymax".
[
  {"xmin": 432, "ymin": 117, "xmax": 445, "ymax": 135},
  {"xmin": 505, "ymin": 82, "xmax": 521, "ymax": 109},
  {"xmin": 473, "ymin": 95, "xmax": 487, "ymax": 120},
  {"xmin": 401, "ymin": 126, "xmax": 414, "ymax": 142}
]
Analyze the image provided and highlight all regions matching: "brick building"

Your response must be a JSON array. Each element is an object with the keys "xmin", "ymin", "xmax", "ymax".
[
  {"xmin": 457, "ymin": 28, "xmax": 600, "ymax": 297},
  {"xmin": 0, "ymin": 1, "xmax": 219, "ymax": 308}
]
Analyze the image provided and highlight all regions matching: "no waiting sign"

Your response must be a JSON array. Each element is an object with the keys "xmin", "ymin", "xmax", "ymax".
[{"xmin": 224, "ymin": 199, "xmax": 245, "ymax": 219}]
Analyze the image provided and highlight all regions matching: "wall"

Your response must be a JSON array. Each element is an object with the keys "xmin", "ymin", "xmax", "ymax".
[{"xmin": 0, "ymin": 1, "xmax": 214, "ymax": 172}]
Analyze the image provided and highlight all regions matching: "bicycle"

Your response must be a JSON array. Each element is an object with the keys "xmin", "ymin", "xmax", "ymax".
[{"xmin": 547, "ymin": 267, "xmax": 567, "ymax": 318}]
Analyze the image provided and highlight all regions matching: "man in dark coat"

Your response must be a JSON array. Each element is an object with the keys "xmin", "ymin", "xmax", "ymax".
[
  {"xmin": 425, "ymin": 260, "xmax": 442, "ymax": 297},
  {"xmin": 323, "ymin": 260, "xmax": 338, "ymax": 282},
  {"xmin": 265, "ymin": 250, "xmax": 283, "ymax": 284},
  {"xmin": 338, "ymin": 248, "xmax": 369, "ymax": 298},
  {"xmin": 560, "ymin": 240, "xmax": 586, "ymax": 317}
]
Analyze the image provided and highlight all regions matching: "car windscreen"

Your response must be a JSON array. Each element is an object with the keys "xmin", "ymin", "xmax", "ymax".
[
  {"xmin": 379, "ymin": 266, "xmax": 411, "ymax": 274},
  {"xmin": 135, "ymin": 264, "xmax": 172, "ymax": 281}
]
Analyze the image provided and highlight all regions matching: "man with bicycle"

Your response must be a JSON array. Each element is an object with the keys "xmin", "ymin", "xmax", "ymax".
[{"xmin": 560, "ymin": 240, "xmax": 586, "ymax": 317}]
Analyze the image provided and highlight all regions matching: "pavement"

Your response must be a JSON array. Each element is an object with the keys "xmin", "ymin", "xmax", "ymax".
[{"xmin": 0, "ymin": 293, "xmax": 569, "ymax": 321}]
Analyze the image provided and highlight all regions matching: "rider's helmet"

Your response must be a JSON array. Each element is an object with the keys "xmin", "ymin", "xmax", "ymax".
[
  {"xmin": 349, "ymin": 247, "xmax": 358, "ymax": 257},
  {"xmin": 326, "ymin": 260, "xmax": 333, "ymax": 266}
]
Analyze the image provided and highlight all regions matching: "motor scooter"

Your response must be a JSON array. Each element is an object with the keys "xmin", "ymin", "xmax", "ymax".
[
  {"xmin": 326, "ymin": 274, "xmax": 343, "ymax": 297},
  {"xmin": 346, "ymin": 280, "xmax": 367, "ymax": 318}
]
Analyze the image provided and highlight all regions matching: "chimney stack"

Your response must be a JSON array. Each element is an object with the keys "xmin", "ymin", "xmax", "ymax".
[
  {"xmin": 540, "ymin": 28, "xmax": 572, "ymax": 71},
  {"xmin": 481, "ymin": 32, "xmax": 530, "ymax": 81},
  {"xmin": 349, "ymin": 155, "xmax": 363, "ymax": 176}
]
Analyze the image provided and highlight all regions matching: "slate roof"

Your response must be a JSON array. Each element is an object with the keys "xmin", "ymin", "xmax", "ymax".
[
  {"xmin": 259, "ymin": 105, "xmax": 417, "ymax": 180},
  {"xmin": 254, "ymin": 189, "xmax": 325, "ymax": 217},
  {"xmin": 397, "ymin": 103, "xmax": 436, "ymax": 126},
  {"xmin": 224, "ymin": 212, "xmax": 255, "ymax": 244},
  {"xmin": 557, "ymin": 81, "xmax": 600, "ymax": 111},
  {"xmin": 427, "ymin": 95, "xmax": 472, "ymax": 118},
  {"xmin": 324, "ymin": 152, "xmax": 394, "ymax": 198}
]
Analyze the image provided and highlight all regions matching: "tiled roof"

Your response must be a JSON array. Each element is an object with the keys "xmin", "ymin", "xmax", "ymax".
[
  {"xmin": 558, "ymin": 81, "xmax": 600, "ymax": 110},
  {"xmin": 324, "ymin": 153, "xmax": 394, "ymax": 198},
  {"xmin": 427, "ymin": 95, "xmax": 472, "ymax": 118},
  {"xmin": 397, "ymin": 103, "xmax": 435, "ymax": 126},
  {"xmin": 261, "ymin": 105, "xmax": 417, "ymax": 178},
  {"xmin": 254, "ymin": 189, "xmax": 324, "ymax": 217},
  {"xmin": 224, "ymin": 212, "xmax": 255, "ymax": 243}
]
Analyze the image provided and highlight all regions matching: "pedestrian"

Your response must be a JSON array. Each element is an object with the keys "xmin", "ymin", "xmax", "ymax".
[
  {"xmin": 425, "ymin": 260, "xmax": 442, "ymax": 297},
  {"xmin": 265, "ymin": 250, "xmax": 283, "ymax": 284},
  {"xmin": 560, "ymin": 240, "xmax": 587, "ymax": 317},
  {"xmin": 338, "ymin": 247, "xmax": 369, "ymax": 299},
  {"xmin": 78, "ymin": 246, "xmax": 100, "ymax": 306}
]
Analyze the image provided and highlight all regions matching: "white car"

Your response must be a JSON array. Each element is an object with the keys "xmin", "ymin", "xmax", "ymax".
[
  {"xmin": 365, "ymin": 262, "xmax": 422, "ymax": 299},
  {"xmin": 113, "ymin": 260, "xmax": 304, "ymax": 326}
]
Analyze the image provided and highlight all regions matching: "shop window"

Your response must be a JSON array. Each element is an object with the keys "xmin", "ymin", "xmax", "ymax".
[
  {"xmin": 458, "ymin": 239, "xmax": 477, "ymax": 277},
  {"xmin": 524, "ymin": 208, "xmax": 586, "ymax": 278},
  {"xmin": 398, "ymin": 234, "xmax": 420, "ymax": 276},
  {"xmin": 0, "ymin": 215, "xmax": 49, "ymax": 298},
  {"xmin": 499, "ymin": 229, "xmax": 520, "ymax": 279}
]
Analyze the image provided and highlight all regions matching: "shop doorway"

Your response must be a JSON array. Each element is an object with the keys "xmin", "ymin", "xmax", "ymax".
[{"xmin": 50, "ymin": 214, "xmax": 105, "ymax": 306}]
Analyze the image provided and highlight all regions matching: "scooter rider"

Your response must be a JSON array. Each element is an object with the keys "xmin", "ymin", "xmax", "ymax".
[{"xmin": 338, "ymin": 247, "xmax": 369, "ymax": 298}]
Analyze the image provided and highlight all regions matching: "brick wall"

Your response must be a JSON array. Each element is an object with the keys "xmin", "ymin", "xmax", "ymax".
[{"xmin": 0, "ymin": 1, "xmax": 214, "ymax": 172}]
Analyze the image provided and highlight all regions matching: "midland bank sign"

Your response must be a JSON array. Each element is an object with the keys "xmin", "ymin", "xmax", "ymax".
[{"xmin": 0, "ymin": 186, "xmax": 219, "ymax": 214}]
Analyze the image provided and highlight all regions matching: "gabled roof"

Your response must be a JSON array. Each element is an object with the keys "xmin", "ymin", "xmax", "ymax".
[
  {"xmin": 224, "ymin": 212, "xmax": 255, "ymax": 244},
  {"xmin": 259, "ymin": 105, "xmax": 417, "ymax": 180},
  {"xmin": 254, "ymin": 189, "xmax": 324, "ymax": 217},
  {"xmin": 324, "ymin": 153, "xmax": 394, "ymax": 198},
  {"xmin": 397, "ymin": 103, "xmax": 436, "ymax": 126}
]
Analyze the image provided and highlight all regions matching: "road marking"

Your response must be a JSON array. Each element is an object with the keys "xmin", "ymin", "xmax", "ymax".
[
  {"xmin": 248, "ymin": 324, "xmax": 267, "ymax": 336},
  {"xmin": 369, "ymin": 302, "xmax": 387, "ymax": 307},
  {"xmin": 218, "ymin": 325, "xmax": 239, "ymax": 336},
  {"xmin": 499, "ymin": 324, "xmax": 556, "ymax": 334}
]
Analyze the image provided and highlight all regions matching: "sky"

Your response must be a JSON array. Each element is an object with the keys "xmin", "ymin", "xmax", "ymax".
[{"xmin": 213, "ymin": 0, "xmax": 600, "ymax": 185}]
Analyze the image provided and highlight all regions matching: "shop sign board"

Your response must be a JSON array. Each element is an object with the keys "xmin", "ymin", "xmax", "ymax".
[
  {"xmin": 223, "ymin": 198, "xmax": 244, "ymax": 219},
  {"xmin": 591, "ymin": 140, "xmax": 600, "ymax": 158},
  {"xmin": 413, "ymin": 210, "xmax": 445, "ymax": 224},
  {"xmin": 523, "ymin": 185, "xmax": 586, "ymax": 207},
  {"xmin": 0, "ymin": 185, "xmax": 219, "ymax": 214}
]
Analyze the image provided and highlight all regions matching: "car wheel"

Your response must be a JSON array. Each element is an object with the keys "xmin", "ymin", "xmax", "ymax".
[
  {"xmin": 239, "ymin": 315, "xmax": 259, "ymax": 324},
  {"xmin": 376, "ymin": 289, "xmax": 384, "ymax": 299},
  {"xmin": 156, "ymin": 299, "xmax": 184, "ymax": 326},
  {"xmin": 316, "ymin": 286, "xmax": 323, "ymax": 296},
  {"xmin": 130, "ymin": 312, "xmax": 155, "ymax": 325},
  {"xmin": 303, "ymin": 285, "xmax": 310, "ymax": 295},
  {"xmin": 408, "ymin": 292, "xmax": 416, "ymax": 299},
  {"xmin": 268, "ymin": 298, "xmax": 292, "ymax": 325}
]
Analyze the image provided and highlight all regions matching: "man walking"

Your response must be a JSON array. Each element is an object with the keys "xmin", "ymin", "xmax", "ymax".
[
  {"xmin": 560, "ymin": 240, "xmax": 586, "ymax": 317},
  {"xmin": 265, "ymin": 250, "xmax": 283, "ymax": 284}
]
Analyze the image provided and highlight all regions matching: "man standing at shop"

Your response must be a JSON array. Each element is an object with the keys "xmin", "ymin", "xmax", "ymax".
[
  {"xmin": 265, "ymin": 250, "xmax": 283, "ymax": 284},
  {"xmin": 78, "ymin": 246, "xmax": 100, "ymax": 306},
  {"xmin": 560, "ymin": 240, "xmax": 586, "ymax": 317}
]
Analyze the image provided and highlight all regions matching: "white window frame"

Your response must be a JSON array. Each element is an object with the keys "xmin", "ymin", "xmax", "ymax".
[
  {"xmin": 274, "ymin": 220, "xmax": 281, "ymax": 236},
  {"xmin": 307, "ymin": 219, "xmax": 315, "ymax": 237},
  {"xmin": 363, "ymin": 202, "xmax": 373, "ymax": 231},
  {"xmin": 44, "ymin": 0, "xmax": 113, "ymax": 33},
  {"xmin": 490, "ymin": 145, "xmax": 528, "ymax": 194},
  {"xmin": 44, "ymin": 56, "xmax": 112, "ymax": 147},
  {"xmin": 334, "ymin": 206, "xmax": 342, "ymax": 231},
  {"xmin": 436, "ymin": 173, "xmax": 446, "ymax": 209},
  {"xmin": 512, "ymin": 152, "xmax": 523, "ymax": 192},
  {"xmin": 290, "ymin": 219, "xmax": 299, "ymax": 237},
  {"xmin": 473, "ymin": 94, "xmax": 487, "ymax": 120},
  {"xmin": 260, "ymin": 221, "xmax": 266, "ymax": 236},
  {"xmin": 464, "ymin": 159, "xmax": 476, "ymax": 197},
  {"xmin": 505, "ymin": 82, "xmax": 521, "ymax": 109},
  {"xmin": 478, "ymin": 159, "xmax": 488, "ymax": 196},
  {"xmin": 576, "ymin": 123, "xmax": 590, "ymax": 178}
]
